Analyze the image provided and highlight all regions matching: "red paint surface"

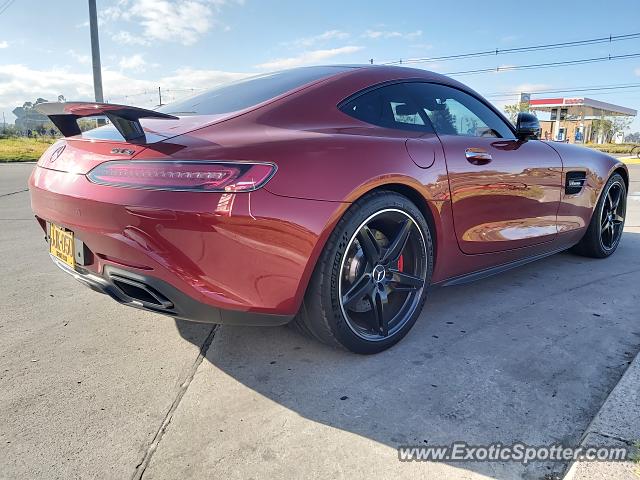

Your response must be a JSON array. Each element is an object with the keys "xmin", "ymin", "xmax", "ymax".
[{"xmin": 29, "ymin": 66, "xmax": 627, "ymax": 317}]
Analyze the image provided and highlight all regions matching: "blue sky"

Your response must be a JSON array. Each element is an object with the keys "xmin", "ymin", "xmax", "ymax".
[{"xmin": 1, "ymin": 0, "xmax": 639, "ymax": 130}]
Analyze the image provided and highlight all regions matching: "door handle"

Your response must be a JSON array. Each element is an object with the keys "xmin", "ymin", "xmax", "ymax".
[{"xmin": 465, "ymin": 148, "xmax": 492, "ymax": 165}]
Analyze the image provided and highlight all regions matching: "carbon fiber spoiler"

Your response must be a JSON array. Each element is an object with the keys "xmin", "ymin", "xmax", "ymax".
[{"xmin": 34, "ymin": 102, "xmax": 178, "ymax": 142}]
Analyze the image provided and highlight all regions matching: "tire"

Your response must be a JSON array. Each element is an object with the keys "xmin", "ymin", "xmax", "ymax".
[
  {"xmin": 293, "ymin": 191, "xmax": 434, "ymax": 354},
  {"xmin": 572, "ymin": 173, "xmax": 627, "ymax": 258}
]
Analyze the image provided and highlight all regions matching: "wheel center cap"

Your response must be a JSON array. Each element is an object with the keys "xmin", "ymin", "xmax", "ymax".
[{"xmin": 372, "ymin": 264, "xmax": 386, "ymax": 283}]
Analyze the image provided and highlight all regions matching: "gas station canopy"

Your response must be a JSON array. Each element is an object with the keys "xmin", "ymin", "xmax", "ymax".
[
  {"xmin": 529, "ymin": 97, "xmax": 637, "ymax": 118},
  {"xmin": 528, "ymin": 97, "xmax": 636, "ymax": 143}
]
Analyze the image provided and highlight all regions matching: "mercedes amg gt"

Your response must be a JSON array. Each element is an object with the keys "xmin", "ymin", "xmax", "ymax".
[{"xmin": 30, "ymin": 65, "xmax": 628, "ymax": 353}]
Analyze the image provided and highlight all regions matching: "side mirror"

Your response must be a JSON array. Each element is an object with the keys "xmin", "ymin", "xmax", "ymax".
[{"xmin": 515, "ymin": 112, "xmax": 540, "ymax": 140}]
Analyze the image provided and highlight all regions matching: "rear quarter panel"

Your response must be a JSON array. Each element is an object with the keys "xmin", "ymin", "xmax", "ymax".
[
  {"xmin": 544, "ymin": 141, "xmax": 628, "ymax": 232},
  {"xmin": 158, "ymin": 120, "xmax": 452, "ymax": 293}
]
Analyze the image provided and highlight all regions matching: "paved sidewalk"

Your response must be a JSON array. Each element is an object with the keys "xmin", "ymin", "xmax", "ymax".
[
  {"xmin": 564, "ymin": 353, "xmax": 640, "ymax": 480},
  {"xmin": 1, "ymin": 162, "xmax": 640, "ymax": 479}
]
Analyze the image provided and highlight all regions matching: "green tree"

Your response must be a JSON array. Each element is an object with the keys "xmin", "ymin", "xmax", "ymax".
[
  {"xmin": 12, "ymin": 98, "xmax": 51, "ymax": 131},
  {"xmin": 611, "ymin": 116, "xmax": 632, "ymax": 140},
  {"xmin": 625, "ymin": 131, "xmax": 640, "ymax": 143},
  {"xmin": 429, "ymin": 105, "xmax": 457, "ymax": 134},
  {"xmin": 591, "ymin": 118, "xmax": 613, "ymax": 143},
  {"xmin": 591, "ymin": 116, "xmax": 632, "ymax": 143},
  {"xmin": 503, "ymin": 102, "xmax": 530, "ymax": 123}
]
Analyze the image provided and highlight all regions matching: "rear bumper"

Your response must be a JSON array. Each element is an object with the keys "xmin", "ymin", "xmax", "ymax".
[
  {"xmin": 49, "ymin": 254, "xmax": 293, "ymax": 326},
  {"xmin": 30, "ymin": 165, "xmax": 345, "ymax": 319}
]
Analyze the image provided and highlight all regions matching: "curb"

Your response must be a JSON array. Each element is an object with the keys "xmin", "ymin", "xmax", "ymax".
[
  {"xmin": 619, "ymin": 157, "xmax": 640, "ymax": 165},
  {"xmin": 563, "ymin": 350, "xmax": 640, "ymax": 479}
]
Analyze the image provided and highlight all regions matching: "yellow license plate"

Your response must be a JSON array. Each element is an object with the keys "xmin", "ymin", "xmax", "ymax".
[{"xmin": 49, "ymin": 223, "xmax": 75, "ymax": 268}]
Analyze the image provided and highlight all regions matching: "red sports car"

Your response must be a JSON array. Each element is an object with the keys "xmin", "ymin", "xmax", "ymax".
[{"xmin": 30, "ymin": 65, "xmax": 628, "ymax": 354}]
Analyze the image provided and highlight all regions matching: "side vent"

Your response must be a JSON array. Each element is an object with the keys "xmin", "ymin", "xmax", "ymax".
[{"xmin": 565, "ymin": 171, "xmax": 586, "ymax": 195}]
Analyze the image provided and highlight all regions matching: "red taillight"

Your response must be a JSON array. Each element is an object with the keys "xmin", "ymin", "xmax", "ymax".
[{"xmin": 86, "ymin": 161, "xmax": 276, "ymax": 192}]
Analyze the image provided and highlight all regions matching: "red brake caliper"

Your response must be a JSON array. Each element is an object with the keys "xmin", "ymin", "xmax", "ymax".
[{"xmin": 397, "ymin": 254, "xmax": 404, "ymax": 272}]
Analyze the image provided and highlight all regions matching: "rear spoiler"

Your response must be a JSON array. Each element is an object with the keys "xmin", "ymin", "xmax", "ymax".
[{"xmin": 34, "ymin": 102, "xmax": 178, "ymax": 142}]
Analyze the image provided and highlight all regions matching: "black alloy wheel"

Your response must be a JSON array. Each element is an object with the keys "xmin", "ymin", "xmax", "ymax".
[
  {"xmin": 339, "ymin": 209, "xmax": 427, "ymax": 341},
  {"xmin": 294, "ymin": 191, "xmax": 433, "ymax": 354},
  {"xmin": 573, "ymin": 173, "xmax": 627, "ymax": 258},
  {"xmin": 599, "ymin": 179, "xmax": 626, "ymax": 252}
]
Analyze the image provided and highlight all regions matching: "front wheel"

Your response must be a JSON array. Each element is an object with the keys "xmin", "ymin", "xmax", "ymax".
[
  {"xmin": 572, "ymin": 173, "xmax": 627, "ymax": 258},
  {"xmin": 294, "ymin": 191, "xmax": 433, "ymax": 354}
]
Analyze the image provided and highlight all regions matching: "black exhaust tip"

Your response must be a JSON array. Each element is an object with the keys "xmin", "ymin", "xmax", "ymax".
[{"xmin": 111, "ymin": 275, "xmax": 173, "ymax": 310}]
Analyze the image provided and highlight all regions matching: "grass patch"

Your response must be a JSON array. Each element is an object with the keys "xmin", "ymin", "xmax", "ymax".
[
  {"xmin": 1, "ymin": 137, "xmax": 637, "ymax": 162},
  {"xmin": 0, "ymin": 137, "xmax": 57, "ymax": 162},
  {"xmin": 584, "ymin": 143, "xmax": 640, "ymax": 155}
]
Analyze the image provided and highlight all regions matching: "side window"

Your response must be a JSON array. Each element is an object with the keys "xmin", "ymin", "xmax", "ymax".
[
  {"xmin": 340, "ymin": 83, "xmax": 432, "ymax": 132},
  {"xmin": 406, "ymin": 83, "xmax": 515, "ymax": 139}
]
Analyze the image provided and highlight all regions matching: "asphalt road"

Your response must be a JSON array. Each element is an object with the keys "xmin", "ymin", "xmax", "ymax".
[{"xmin": 1, "ymin": 162, "xmax": 639, "ymax": 480}]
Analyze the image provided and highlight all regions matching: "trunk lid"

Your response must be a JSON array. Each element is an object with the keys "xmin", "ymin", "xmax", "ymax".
[
  {"xmin": 37, "ymin": 114, "xmax": 229, "ymax": 174},
  {"xmin": 34, "ymin": 101, "xmax": 234, "ymax": 174}
]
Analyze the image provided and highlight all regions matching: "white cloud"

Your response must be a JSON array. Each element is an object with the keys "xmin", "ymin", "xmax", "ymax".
[
  {"xmin": 0, "ymin": 41, "xmax": 8, "ymax": 49},
  {"xmin": 287, "ymin": 30, "xmax": 350, "ymax": 48},
  {"xmin": 418, "ymin": 62, "xmax": 443, "ymax": 72},
  {"xmin": 76, "ymin": 19, "xmax": 105, "ymax": 28},
  {"xmin": 0, "ymin": 64, "xmax": 248, "ymax": 122},
  {"xmin": 491, "ymin": 99, "xmax": 512, "ymax": 112},
  {"xmin": 103, "ymin": 0, "xmax": 243, "ymax": 45},
  {"xmin": 159, "ymin": 67, "xmax": 247, "ymax": 90},
  {"xmin": 409, "ymin": 43, "xmax": 433, "ymax": 50},
  {"xmin": 0, "ymin": 65, "xmax": 100, "ymax": 117},
  {"xmin": 500, "ymin": 34, "xmax": 519, "ymax": 43},
  {"xmin": 67, "ymin": 49, "xmax": 91, "ymax": 65},
  {"xmin": 111, "ymin": 31, "xmax": 150, "ymax": 46},
  {"xmin": 512, "ymin": 83, "xmax": 552, "ymax": 94},
  {"xmin": 484, "ymin": 84, "xmax": 553, "ymax": 111},
  {"xmin": 362, "ymin": 29, "xmax": 422, "ymax": 40},
  {"xmin": 635, "ymin": 67, "xmax": 640, "ymax": 77},
  {"xmin": 118, "ymin": 54, "xmax": 147, "ymax": 72},
  {"xmin": 256, "ymin": 46, "xmax": 363, "ymax": 70}
]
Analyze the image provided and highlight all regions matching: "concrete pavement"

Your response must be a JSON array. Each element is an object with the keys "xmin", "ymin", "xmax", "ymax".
[
  {"xmin": 564, "ymin": 355, "xmax": 640, "ymax": 479},
  {"xmin": 1, "ymin": 162, "xmax": 639, "ymax": 479},
  {"xmin": 0, "ymin": 164, "xmax": 216, "ymax": 479}
]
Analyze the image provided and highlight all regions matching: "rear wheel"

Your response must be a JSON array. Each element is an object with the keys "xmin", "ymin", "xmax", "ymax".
[
  {"xmin": 572, "ymin": 173, "xmax": 627, "ymax": 258},
  {"xmin": 294, "ymin": 191, "xmax": 433, "ymax": 354}
]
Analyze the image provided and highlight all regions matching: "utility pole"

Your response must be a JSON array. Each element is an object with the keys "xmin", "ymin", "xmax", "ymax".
[
  {"xmin": 88, "ymin": 0, "xmax": 104, "ymax": 103},
  {"xmin": 158, "ymin": 87, "xmax": 163, "ymax": 106}
]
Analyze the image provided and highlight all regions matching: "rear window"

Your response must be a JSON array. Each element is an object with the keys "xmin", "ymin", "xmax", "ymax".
[{"xmin": 158, "ymin": 66, "xmax": 354, "ymax": 116}]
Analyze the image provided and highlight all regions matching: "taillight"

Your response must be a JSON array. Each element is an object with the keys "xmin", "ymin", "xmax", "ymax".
[{"xmin": 86, "ymin": 161, "xmax": 276, "ymax": 192}]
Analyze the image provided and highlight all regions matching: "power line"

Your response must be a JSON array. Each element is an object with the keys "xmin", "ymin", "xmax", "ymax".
[
  {"xmin": 485, "ymin": 83, "xmax": 640, "ymax": 99},
  {"xmin": 0, "ymin": 0, "xmax": 16, "ymax": 16},
  {"xmin": 380, "ymin": 31, "xmax": 640, "ymax": 66},
  {"xmin": 163, "ymin": 88, "xmax": 204, "ymax": 93},
  {"xmin": 443, "ymin": 52, "xmax": 640, "ymax": 77}
]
